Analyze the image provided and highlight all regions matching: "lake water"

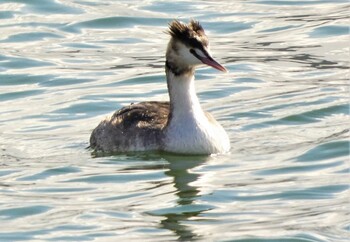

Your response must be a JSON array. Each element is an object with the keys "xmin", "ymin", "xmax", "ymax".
[{"xmin": 0, "ymin": 0, "xmax": 349, "ymax": 241}]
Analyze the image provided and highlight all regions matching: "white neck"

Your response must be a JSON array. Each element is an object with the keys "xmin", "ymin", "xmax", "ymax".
[
  {"xmin": 167, "ymin": 70, "xmax": 205, "ymax": 122},
  {"xmin": 163, "ymin": 68, "xmax": 230, "ymax": 154}
]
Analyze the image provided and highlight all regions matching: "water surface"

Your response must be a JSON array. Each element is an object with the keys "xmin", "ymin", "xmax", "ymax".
[{"xmin": 0, "ymin": 0, "xmax": 349, "ymax": 241}]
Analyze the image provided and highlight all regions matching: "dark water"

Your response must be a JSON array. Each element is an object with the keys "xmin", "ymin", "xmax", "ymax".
[{"xmin": 0, "ymin": 0, "xmax": 349, "ymax": 241}]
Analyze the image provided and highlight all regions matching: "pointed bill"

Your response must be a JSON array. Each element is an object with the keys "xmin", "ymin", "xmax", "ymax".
[
  {"xmin": 200, "ymin": 56, "xmax": 227, "ymax": 72},
  {"xmin": 190, "ymin": 48, "xmax": 227, "ymax": 72}
]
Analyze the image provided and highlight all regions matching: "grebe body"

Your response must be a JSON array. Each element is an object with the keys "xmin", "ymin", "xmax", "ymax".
[{"xmin": 90, "ymin": 20, "xmax": 230, "ymax": 155}]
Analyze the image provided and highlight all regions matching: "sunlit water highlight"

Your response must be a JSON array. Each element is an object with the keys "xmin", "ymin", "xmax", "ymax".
[{"xmin": 0, "ymin": 0, "xmax": 349, "ymax": 241}]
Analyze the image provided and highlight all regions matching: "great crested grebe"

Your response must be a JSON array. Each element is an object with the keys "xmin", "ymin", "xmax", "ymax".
[{"xmin": 90, "ymin": 20, "xmax": 230, "ymax": 155}]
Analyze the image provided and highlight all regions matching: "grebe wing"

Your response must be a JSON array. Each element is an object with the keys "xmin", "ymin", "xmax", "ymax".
[
  {"xmin": 90, "ymin": 101, "xmax": 170, "ymax": 152},
  {"xmin": 111, "ymin": 101, "xmax": 170, "ymax": 128}
]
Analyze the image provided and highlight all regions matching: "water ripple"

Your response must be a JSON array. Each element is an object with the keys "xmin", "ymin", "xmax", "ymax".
[{"xmin": 0, "ymin": 0, "xmax": 348, "ymax": 241}]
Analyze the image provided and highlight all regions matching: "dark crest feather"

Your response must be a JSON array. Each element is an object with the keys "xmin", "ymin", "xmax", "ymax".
[{"xmin": 168, "ymin": 19, "xmax": 208, "ymax": 49}]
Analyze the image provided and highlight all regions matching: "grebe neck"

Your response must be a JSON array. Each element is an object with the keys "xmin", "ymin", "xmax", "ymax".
[{"xmin": 165, "ymin": 63, "xmax": 205, "ymax": 123}]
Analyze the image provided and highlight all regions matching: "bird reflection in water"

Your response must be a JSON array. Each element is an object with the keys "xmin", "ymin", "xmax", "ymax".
[{"xmin": 158, "ymin": 154, "xmax": 210, "ymax": 241}]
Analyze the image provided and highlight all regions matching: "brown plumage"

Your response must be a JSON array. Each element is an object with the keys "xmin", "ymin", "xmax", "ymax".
[
  {"xmin": 168, "ymin": 20, "xmax": 209, "ymax": 49},
  {"xmin": 90, "ymin": 102, "xmax": 170, "ymax": 153}
]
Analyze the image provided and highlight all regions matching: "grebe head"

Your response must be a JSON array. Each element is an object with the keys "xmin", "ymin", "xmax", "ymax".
[{"xmin": 166, "ymin": 19, "xmax": 227, "ymax": 75}]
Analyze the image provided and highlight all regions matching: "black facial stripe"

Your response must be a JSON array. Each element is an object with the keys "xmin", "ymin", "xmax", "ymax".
[
  {"xmin": 190, "ymin": 49, "xmax": 200, "ymax": 60},
  {"xmin": 190, "ymin": 48, "xmax": 212, "ymax": 61},
  {"xmin": 188, "ymin": 38, "xmax": 205, "ymax": 51}
]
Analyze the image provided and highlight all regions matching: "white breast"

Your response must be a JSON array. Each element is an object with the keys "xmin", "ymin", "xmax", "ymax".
[{"xmin": 163, "ymin": 104, "xmax": 230, "ymax": 155}]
